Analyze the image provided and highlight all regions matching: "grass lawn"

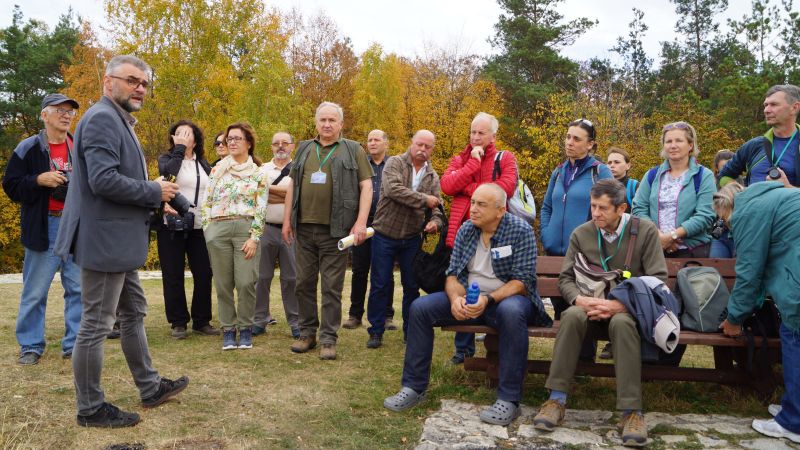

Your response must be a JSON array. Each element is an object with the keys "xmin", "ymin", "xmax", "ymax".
[{"xmin": 0, "ymin": 272, "xmax": 778, "ymax": 449}]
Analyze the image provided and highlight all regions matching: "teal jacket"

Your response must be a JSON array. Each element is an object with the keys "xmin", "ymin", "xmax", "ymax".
[
  {"xmin": 632, "ymin": 157, "xmax": 716, "ymax": 249},
  {"xmin": 727, "ymin": 182, "xmax": 800, "ymax": 332}
]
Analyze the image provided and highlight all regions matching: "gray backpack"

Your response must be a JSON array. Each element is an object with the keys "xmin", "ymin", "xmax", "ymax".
[{"xmin": 676, "ymin": 266, "xmax": 730, "ymax": 332}]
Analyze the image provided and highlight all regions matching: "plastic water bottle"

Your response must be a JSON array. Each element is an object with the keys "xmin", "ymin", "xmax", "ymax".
[{"xmin": 466, "ymin": 282, "xmax": 480, "ymax": 305}]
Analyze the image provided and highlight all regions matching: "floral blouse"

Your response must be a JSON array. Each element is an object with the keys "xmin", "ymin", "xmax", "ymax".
[{"xmin": 201, "ymin": 159, "xmax": 268, "ymax": 239}]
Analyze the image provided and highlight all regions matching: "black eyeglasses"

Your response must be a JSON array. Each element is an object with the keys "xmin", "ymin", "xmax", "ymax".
[
  {"xmin": 569, "ymin": 118, "xmax": 596, "ymax": 140},
  {"xmin": 272, "ymin": 141, "xmax": 292, "ymax": 147},
  {"xmin": 109, "ymin": 75, "xmax": 150, "ymax": 89}
]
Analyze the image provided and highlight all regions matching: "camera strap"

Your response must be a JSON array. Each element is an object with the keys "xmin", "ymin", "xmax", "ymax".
[
  {"xmin": 47, "ymin": 136, "xmax": 73, "ymax": 171},
  {"xmin": 272, "ymin": 162, "xmax": 293, "ymax": 185},
  {"xmin": 193, "ymin": 159, "xmax": 200, "ymax": 207}
]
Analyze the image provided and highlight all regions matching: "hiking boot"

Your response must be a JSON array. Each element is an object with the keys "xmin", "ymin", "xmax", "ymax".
[
  {"xmin": 141, "ymin": 376, "xmax": 189, "ymax": 408},
  {"xmin": 599, "ymin": 342, "xmax": 613, "ymax": 360},
  {"xmin": 291, "ymin": 335, "xmax": 317, "ymax": 353},
  {"xmin": 171, "ymin": 326, "xmax": 187, "ymax": 340},
  {"xmin": 77, "ymin": 402, "xmax": 140, "ymax": 428},
  {"xmin": 533, "ymin": 399, "xmax": 565, "ymax": 431},
  {"xmin": 320, "ymin": 343, "xmax": 337, "ymax": 360},
  {"xmin": 61, "ymin": 350, "xmax": 72, "ymax": 359},
  {"xmin": 752, "ymin": 418, "xmax": 800, "ymax": 443},
  {"xmin": 619, "ymin": 411, "xmax": 648, "ymax": 447},
  {"xmin": 366, "ymin": 334, "xmax": 383, "ymax": 349},
  {"xmin": 194, "ymin": 324, "xmax": 220, "ymax": 336},
  {"xmin": 222, "ymin": 328, "xmax": 237, "ymax": 350},
  {"xmin": 252, "ymin": 325, "xmax": 267, "ymax": 336},
  {"xmin": 107, "ymin": 323, "xmax": 121, "ymax": 339},
  {"xmin": 342, "ymin": 316, "xmax": 361, "ymax": 329},
  {"xmin": 449, "ymin": 351, "xmax": 474, "ymax": 365},
  {"xmin": 385, "ymin": 318, "xmax": 398, "ymax": 331},
  {"xmin": 238, "ymin": 327, "xmax": 253, "ymax": 349},
  {"xmin": 384, "ymin": 387, "xmax": 426, "ymax": 412},
  {"xmin": 18, "ymin": 352, "xmax": 41, "ymax": 365}
]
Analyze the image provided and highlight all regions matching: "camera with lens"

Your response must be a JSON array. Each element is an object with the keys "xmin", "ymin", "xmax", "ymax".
[
  {"xmin": 164, "ymin": 192, "xmax": 194, "ymax": 232},
  {"xmin": 51, "ymin": 170, "xmax": 70, "ymax": 201},
  {"xmin": 768, "ymin": 166, "xmax": 782, "ymax": 180},
  {"xmin": 710, "ymin": 217, "xmax": 728, "ymax": 239}
]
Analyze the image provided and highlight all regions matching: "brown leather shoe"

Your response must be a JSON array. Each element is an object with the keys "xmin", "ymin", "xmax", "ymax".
[
  {"xmin": 385, "ymin": 318, "xmax": 398, "ymax": 331},
  {"xmin": 194, "ymin": 324, "xmax": 220, "ymax": 336},
  {"xmin": 319, "ymin": 343, "xmax": 337, "ymax": 360},
  {"xmin": 342, "ymin": 316, "xmax": 361, "ymax": 329},
  {"xmin": 291, "ymin": 335, "xmax": 317, "ymax": 353},
  {"xmin": 533, "ymin": 399, "xmax": 566, "ymax": 431}
]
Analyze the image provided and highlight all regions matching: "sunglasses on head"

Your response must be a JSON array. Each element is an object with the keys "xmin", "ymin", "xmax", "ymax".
[
  {"xmin": 662, "ymin": 122, "xmax": 691, "ymax": 132},
  {"xmin": 569, "ymin": 118, "xmax": 596, "ymax": 140}
]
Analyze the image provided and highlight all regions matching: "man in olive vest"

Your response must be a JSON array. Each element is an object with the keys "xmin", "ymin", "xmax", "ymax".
[{"xmin": 282, "ymin": 101, "xmax": 374, "ymax": 360}]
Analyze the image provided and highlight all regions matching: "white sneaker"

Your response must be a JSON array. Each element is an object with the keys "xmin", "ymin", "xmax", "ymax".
[
  {"xmin": 752, "ymin": 418, "xmax": 800, "ymax": 443},
  {"xmin": 769, "ymin": 404, "xmax": 782, "ymax": 417}
]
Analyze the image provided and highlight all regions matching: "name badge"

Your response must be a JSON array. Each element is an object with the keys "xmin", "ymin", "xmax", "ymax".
[
  {"xmin": 311, "ymin": 171, "xmax": 327, "ymax": 184},
  {"xmin": 491, "ymin": 245, "xmax": 513, "ymax": 259}
]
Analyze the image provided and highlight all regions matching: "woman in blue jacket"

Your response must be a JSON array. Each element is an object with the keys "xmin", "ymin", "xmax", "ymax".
[
  {"xmin": 717, "ymin": 181, "xmax": 800, "ymax": 443},
  {"xmin": 540, "ymin": 119, "xmax": 613, "ymax": 256},
  {"xmin": 632, "ymin": 122, "xmax": 716, "ymax": 257}
]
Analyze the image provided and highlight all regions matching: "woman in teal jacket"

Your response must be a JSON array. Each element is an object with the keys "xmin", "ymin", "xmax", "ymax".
[
  {"xmin": 632, "ymin": 122, "xmax": 716, "ymax": 257},
  {"xmin": 717, "ymin": 181, "xmax": 800, "ymax": 443}
]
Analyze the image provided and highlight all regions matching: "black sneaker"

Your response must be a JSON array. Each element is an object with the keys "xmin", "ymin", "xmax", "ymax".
[
  {"xmin": 77, "ymin": 402, "xmax": 140, "ymax": 428},
  {"xmin": 107, "ymin": 323, "xmax": 121, "ymax": 339},
  {"xmin": 366, "ymin": 334, "xmax": 383, "ymax": 349},
  {"xmin": 449, "ymin": 351, "xmax": 475, "ymax": 365},
  {"xmin": 141, "ymin": 376, "xmax": 189, "ymax": 408}
]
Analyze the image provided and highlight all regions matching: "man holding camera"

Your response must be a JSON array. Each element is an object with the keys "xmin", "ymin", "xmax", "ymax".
[
  {"xmin": 719, "ymin": 84, "xmax": 800, "ymax": 187},
  {"xmin": 55, "ymin": 55, "xmax": 188, "ymax": 428},
  {"xmin": 2, "ymin": 93, "xmax": 82, "ymax": 365}
]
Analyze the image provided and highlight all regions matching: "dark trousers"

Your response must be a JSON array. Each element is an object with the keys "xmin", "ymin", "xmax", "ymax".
[
  {"xmin": 366, "ymin": 232, "xmax": 420, "ymax": 338},
  {"xmin": 402, "ymin": 292, "xmax": 535, "ymax": 402},
  {"xmin": 156, "ymin": 228, "xmax": 213, "ymax": 330},
  {"xmin": 350, "ymin": 235, "xmax": 394, "ymax": 320},
  {"xmin": 668, "ymin": 242, "xmax": 711, "ymax": 258}
]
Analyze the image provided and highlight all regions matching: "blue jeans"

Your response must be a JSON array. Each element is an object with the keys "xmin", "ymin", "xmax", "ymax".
[
  {"xmin": 709, "ymin": 230, "xmax": 736, "ymax": 258},
  {"xmin": 366, "ymin": 232, "xmax": 420, "ymax": 337},
  {"xmin": 17, "ymin": 215, "xmax": 82, "ymax": 355},
  {"xmin": 776, "ymin": 323, "xmax": 800, "ymax": 433},
  {"xmin": 401, "ymin": 291, "xmax": 536, "ymax": 402}
]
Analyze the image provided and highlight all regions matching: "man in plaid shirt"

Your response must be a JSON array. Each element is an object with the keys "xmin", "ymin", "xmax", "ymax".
[{"xmin": 384, "ymin": 183, "xmax": 552, "ymax": 426}]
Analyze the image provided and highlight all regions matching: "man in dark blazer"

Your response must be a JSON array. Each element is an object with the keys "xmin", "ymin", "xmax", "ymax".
[{"xmin": 55, "ymin": 55, "xmax": 189, "ymax": 428}]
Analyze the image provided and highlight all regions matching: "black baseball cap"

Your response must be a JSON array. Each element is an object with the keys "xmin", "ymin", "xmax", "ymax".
[{"xmin": 41, "ymin": 93, "xmax": 79, "ymax": 110}]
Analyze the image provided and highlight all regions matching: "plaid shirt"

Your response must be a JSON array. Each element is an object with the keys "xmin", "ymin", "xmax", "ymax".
[{"xmin": 446, "ymin": 213, "xmax": 552, "ymax": 326}]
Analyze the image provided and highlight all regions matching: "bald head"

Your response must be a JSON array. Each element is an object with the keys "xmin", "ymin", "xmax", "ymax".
[
  {"xmin": 408, "ymin": 129, "xmax": 436, "ymax": 167},
  {"xmin": 474, "ymin": 183, "xmax": 507, "ymax": 207}
]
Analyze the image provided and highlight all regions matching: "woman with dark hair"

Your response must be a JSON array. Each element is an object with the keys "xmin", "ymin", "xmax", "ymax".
[
  {"xmin": 710, "ymin": 150, "xmax": 737, "ymax": 258},
  {"xmin": 606, "ymin": 147, "xmax": 639, "ymax": 211},
  {"xmin": 157, "ymin": 119, "xmax": 217, "ymax": 339},
  {"xmin": 541, "ymin": 118, "xmax": 613, "ymax": 257},
  {"xmin": 211, "ymin": 132, "xmax": 227, "ymax": 167},
  {"xmin": 632, "ymin": 122, "xmax": 716, "ymax": 258},
  {"xmin": 202, "ymin": 122, "xmax": 266, "ymax": 350}
]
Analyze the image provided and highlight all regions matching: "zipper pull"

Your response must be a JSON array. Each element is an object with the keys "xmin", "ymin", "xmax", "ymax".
[{"xmin": 562, "ymin": 194, "xmax": 566, "ymax": 203}]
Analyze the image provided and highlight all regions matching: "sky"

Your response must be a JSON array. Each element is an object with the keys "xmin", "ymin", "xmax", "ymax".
[{"xmin": 0, "ymin": 0, "xmax": 749, "ymax": 65}]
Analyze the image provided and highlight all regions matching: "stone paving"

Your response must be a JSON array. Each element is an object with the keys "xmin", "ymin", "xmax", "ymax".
[{"xmin": 417, "ymin": 400, "xmax": 800, "ymax": 449}]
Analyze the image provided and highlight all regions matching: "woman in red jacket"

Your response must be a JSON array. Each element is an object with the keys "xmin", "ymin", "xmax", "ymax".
[{"xmin": 440, "ymin": 112, "xmax": 518, "ymax": 364}]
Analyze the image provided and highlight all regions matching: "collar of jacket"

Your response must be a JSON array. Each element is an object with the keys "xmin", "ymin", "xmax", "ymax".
[
  {"xmin": 763, "ymin": 123, "xmax": 800, "ymax": 144},
  {"xmin": 656, "ymin": 156, "xmax": 702, "ymax": 186}
]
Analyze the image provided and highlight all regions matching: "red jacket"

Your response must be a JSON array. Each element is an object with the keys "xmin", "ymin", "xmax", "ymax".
[{"xmin": 440, "ymin": 143, "xmax": 518, "ymax": 247}]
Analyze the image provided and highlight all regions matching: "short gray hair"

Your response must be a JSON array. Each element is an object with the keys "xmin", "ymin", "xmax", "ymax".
[
  {"xmin": 105, "ymin": 55, "xmax": 151, "ymax": 77},
  {"xmin": 273, "ymin": 131, "xmax": 294, "ymax": 143},
  {"xmin": 472, "ymin": 112, "xmax": 499, "ymax": 134},
  {"xmin": 368, "ymin": 129, "xmax": 388, "ymax": 141},
  {"xmin": 315, "ymin": 101, "xmax": 344, "ymax": 121},
  {"xmin": 713, "ymin": 182, "xmax": 744, "ymax": 217},
  {"xmin": 590, "ymin": 179, "xmax": 627, "ymax": 207},
  {"xmin": 766, "ymin": 84, "xmax": 800, "ymax": 104}
]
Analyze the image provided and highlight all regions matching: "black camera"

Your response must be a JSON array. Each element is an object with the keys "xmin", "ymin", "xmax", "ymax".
[
  {"xmin": 768, "ymin": 166, "xmax": 782, "ymax": 180},
  {"xmin": 51, "ymin": 170, "xmax": 69, "ymax": 201},
  {"xmin": 164, "ymin": 192, "xmax": 194, "ymax": 232},
  {"xmin": 710, "ymin": 217, "xmax": 728, "ymax": 239}
]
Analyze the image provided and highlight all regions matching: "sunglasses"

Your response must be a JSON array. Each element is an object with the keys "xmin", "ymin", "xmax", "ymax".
[
  {"xmin": 568, "ymin": 118, "xmax": 596, "ymax": 139},
  {"xmin": 662, "ymin": 122, "xmax": 691, "ymax": 131},
  {"xmin": 214, "ymin": 140, "xmax": 224, "ymax": 146}
]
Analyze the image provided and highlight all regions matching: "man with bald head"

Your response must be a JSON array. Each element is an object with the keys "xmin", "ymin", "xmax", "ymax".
[
  {"xmin": 344, "ymin": 129, "xmax": 396, "ymax": 330},
  {"xmin": 384, "ymin": 183, "xmax": 551, "ymax": 426},
  {"xmin": 364, "ymin": 130, "xmax": 444, "ymax": 348}
]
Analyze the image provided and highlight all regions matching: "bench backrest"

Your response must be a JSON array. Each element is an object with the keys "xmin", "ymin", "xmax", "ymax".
[{"xmin": 536, "ymin": 256, "xmax": 737, "ymax": 303}]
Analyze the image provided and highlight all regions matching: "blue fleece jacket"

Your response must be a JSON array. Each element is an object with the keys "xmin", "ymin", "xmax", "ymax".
[
  {"xmin": 540, "ymin": 156, "xmax": 613, "ymax": 256},
  {"xmin": 727, "ymin": 182, "xmax": 800, "ymax": 332},
  {"xmin": 631, "ymin": 157, "xmax": 716, "ymax": 249}
]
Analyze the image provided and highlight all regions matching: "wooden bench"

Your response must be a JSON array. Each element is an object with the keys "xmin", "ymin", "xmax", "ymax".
[{"xmin": 442, "ymin": 256, "xmax": 782, "ymax": 399}]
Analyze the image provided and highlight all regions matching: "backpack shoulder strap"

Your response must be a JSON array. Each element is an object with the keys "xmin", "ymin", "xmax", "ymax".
[
  {"xmin": 646, "ymin": 166, "xmax": 659, "ymax": 186},
  {"xmin": 692, "ymin": 166, "xmax": 704, "ymax": 194},
  {"xmin": 623, "ymin": 216, "xmax": 640, "ymax": 271},
  {"xmin": 591, "ymin": 163, "xmax": 599, "ymax": 184},
  {"xmin": 492, "ymin": 151, "xmax": 504, "ymax": 181}
]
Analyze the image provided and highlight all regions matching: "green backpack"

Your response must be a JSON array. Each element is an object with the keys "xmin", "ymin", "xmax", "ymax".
[{"xmin": 676, "ymin": 266, "xmax": 730, "ymax": 333}]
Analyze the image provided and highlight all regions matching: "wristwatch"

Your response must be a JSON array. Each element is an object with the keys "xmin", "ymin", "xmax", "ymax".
[
  {"xmin": 670, "ymin": 231, "xmax": 679, "ymax": 241},
  {"xmin": 486, "ymin": 294, "xmax": 496, "ymax": 306}
]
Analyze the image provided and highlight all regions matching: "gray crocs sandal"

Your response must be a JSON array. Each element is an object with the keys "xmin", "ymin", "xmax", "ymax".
[
  {"xmin": 384, "ymin": 387, "xmax": 426, "ymax": 412},
  {"xmin": 479, "ymin": 399, "xmax": 520, "ymax": 426}
]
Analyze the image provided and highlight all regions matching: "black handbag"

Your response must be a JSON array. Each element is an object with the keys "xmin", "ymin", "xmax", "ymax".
[{"xmin": 413, "ymin": 205, "xmax": 451, "ymax": 294}]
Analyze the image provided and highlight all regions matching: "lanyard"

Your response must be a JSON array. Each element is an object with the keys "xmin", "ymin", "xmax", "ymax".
[
  {"xmin": 48, "ymin": 138, "xmax": 73, "ymax": 171},
  {"xmin": 772, "ymin": 129, "xmax": 797, "ymax": 166},
  {"xmin": 597, "ymin": 217, "xmax": 627, "ymax": 271},
  {"xmin": 315, "ymin": 143, "xmax": 338, "ymax": 170}
]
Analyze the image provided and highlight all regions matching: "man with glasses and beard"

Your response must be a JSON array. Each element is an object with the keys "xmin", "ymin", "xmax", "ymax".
[
  {"xmin": 55, "ymin": 55, "xmax": 189, "ymax": 428},
  {"xmin": 253, "ymin": 132, "xmax": 300, "ymax": 339}
]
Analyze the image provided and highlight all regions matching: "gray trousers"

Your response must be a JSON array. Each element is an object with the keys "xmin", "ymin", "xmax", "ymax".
[
  {"xmin": 545, "ymin": 305, "xmax": 642, "ymax": 410},
  {"xmin": 255, "ymin": 224, "xmax": 299, "ymax": 328},
  {"xmin": 73, "ymin": 269, "xmax": 160, "ymax": 416},
  {"xmin": 295, "ymin": 224, "xmax": 347, "ymax": 344}
]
